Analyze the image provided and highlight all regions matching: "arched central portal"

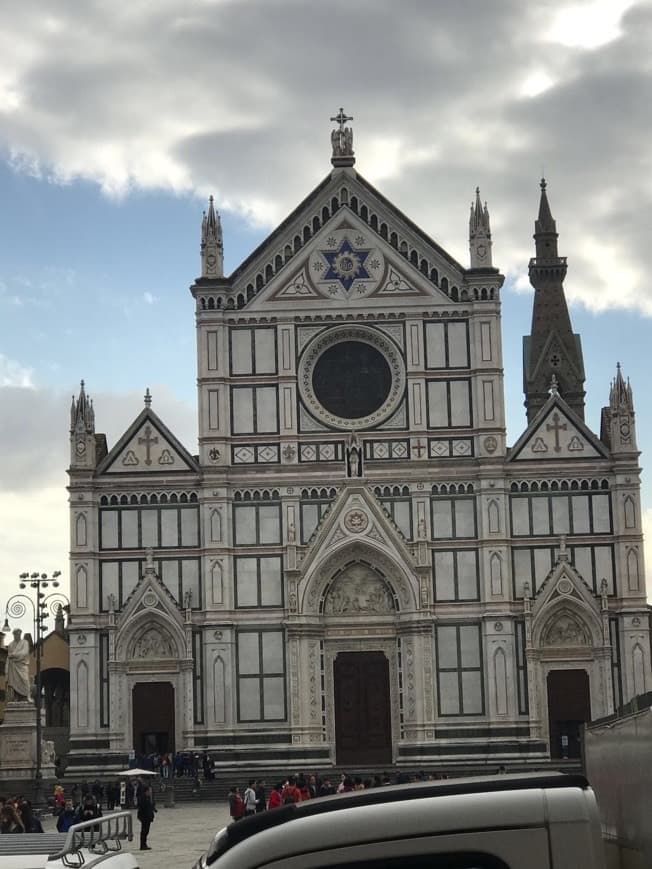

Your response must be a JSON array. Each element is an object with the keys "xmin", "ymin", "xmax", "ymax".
[
  {"xmin": 334, "ymin": 651, "xmax": 391, "ymax": 766},
  {"xmin": 132, "ymin": 682, "xmax": 175, "ymax": 755}
]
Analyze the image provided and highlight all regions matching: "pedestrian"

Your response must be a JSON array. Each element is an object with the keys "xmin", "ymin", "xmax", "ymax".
[
  {"xmin": 17, "ymin": 799, "xmax": 43, "ymax": 833},
  {"xmin": 281, "ymin": 776, "xmax": 301, "ymax": 804},
  {"xmin": 243, "ymin": 780, "xmax": 257, "ymax": 816},
  {"xmin": 0, "ymin": 804, "xmax": 25, "ymax": 833},
  {"xmin": 136, "ymin": 784, "xmax": 155, "ymax": 851},
  {"xmin": 228, "ymin": 786, "xmax": 244, "ymax": 822},
  {"xmin": 254, "ymin": 780, "xmax": 266, "ymax": 813},
  {"xmin": 268, "ymin": 782, "xmax": 283, "ymax": 809},
  {"xmin": 56, "ymin": 798, "xmax": 77, "ymax": 833}
]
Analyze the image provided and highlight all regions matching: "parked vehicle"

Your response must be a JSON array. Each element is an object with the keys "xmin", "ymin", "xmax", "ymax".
[
  {"xmin": 0, "ymin": 811, "xmax": 139, "ymax": 869},
  {"xmin": 193, "ymin": 772, "xmax": 606, "ymax": 869}
]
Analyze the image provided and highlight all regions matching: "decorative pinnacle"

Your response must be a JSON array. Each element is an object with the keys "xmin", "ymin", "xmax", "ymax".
[
  {"xmin": 330, "ymin": 107, "xmax": 355, "ymax": 167},
  {"xmin": 144, "ymin": 387, "xmax": 152, "ymax": 408}
]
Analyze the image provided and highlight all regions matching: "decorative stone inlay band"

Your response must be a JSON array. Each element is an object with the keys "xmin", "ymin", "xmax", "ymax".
[{"xmin": 298, "ymin": 325, "xmax": 406, "ymax": 430}]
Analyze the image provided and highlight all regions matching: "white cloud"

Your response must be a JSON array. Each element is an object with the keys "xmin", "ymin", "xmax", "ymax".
[
  {"xmin": 545, "ymin": 0, "xmax": 639, "ymax": 49},
  {"xmin": 143, "ymin": 291, "xmax": 156, "ymax": 305},
  {"xmin": 0, "ymin": 0, "xmax": 650, "ymax": 319},
  {"xmin": 0, "ymin": 354, "xmax": 34, "ymax": 388}
]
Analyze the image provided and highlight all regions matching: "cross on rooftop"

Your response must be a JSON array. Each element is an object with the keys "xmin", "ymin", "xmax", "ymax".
[{"xmin": 330, "ymin": 107, "xmax": 353, "ymax": 132}]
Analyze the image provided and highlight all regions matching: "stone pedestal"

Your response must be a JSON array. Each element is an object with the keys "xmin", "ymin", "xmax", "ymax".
[{"xmin": 0, "ymin": 702, "xmax": 55, "ymax": 780}]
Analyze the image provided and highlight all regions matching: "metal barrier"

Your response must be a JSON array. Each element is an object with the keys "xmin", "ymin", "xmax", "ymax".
[{"xmin": 50, "ymin": 811, "xmax": 133, "ymax": 867}]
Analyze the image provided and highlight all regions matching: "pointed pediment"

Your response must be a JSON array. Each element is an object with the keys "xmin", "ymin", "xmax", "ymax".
[
  {"xmin": 223, "ymin": 170, "xmax": 486, "ymax": 312},
  {"xmin": 526, "ymin": 329, "xmax": 585, "ymax": 382},
  {"xmin": 299, "ymin": 483, "xmax": 417, "ymax": 580},
  {"xmin": 250, "ymin": 211, "xmax": 452, "ymax": 310},
  {"xmin": 96, "ymin": 408, "xmax": 199, "ymax": 475},
  {"xmin": 119, "ymin": 550, "xmax": 183, "ymax": 626},
  {"xmin": 531, "ymin": 555, "xmax": 604, "ymax": 649},
  {"xmin": 509, "ymin": 393, "xmax": 608, "ymax": 462}
]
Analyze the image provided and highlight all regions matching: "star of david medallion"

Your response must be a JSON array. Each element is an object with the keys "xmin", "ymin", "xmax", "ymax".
[{"xmin": 308, "ymin": 227, "xmax": 385, "ymax": 299}]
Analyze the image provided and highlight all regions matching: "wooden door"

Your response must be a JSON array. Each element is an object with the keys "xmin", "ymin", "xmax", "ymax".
[
  {"xmin": 547, "ymin": 669, "xmax": 591, "ymax": 759},
  {"xmin": 334, "ymin": 651, "xmax": 392, "ymax": 766}
]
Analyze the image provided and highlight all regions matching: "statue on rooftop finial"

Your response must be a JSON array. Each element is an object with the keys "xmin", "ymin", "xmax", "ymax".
[{"xmin": 330, "ymin": 108, "xmax": 355, "ymax": 165}]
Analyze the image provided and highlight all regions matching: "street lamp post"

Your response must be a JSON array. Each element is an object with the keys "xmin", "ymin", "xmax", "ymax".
[{"xmin": 3, "ymin": 571, "xmax": 69, "ymax": 807}]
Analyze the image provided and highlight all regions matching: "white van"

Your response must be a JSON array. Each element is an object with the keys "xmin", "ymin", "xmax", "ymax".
[{"xmin": 193, "ymin": 772, "xmax": 606, "ymax": 869}]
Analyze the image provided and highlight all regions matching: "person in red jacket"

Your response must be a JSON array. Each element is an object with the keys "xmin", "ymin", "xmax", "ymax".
[
  {"xmin": 268, "ymin": 782, "xmax": 284, "ymax": 809},
  {"xmin": 281, "ymin": 776, "xmax": 301, "ymax": 804},
  {"xmin": 228, "ymin": 786, "xmax": 244, "ymax": 822}
]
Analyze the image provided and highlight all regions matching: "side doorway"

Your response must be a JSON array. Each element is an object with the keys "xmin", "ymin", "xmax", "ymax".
[
  {"xmin": 132, "ymin": 682, "xmax": 175, "ymax": 756},
  {"xmin": 547, "ymin": 669, "xmax": 591, "ymax": 759},
  {"xmin": 334, "ymin": 651, "xmax": 392, "ymax": 766}
]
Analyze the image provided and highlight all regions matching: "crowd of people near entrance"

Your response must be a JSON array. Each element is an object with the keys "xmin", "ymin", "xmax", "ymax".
[{"xmin": 227, "ymin": 771, "xmax": 439, "ymax": 821}]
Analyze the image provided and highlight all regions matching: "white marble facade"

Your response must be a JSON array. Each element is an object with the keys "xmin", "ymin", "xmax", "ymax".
[{"xmin": 66, "ymin": 128, "xmax": 650, "ymax": 772}]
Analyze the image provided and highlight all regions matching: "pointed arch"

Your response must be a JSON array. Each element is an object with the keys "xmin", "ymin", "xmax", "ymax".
[
  {"xmin": 488, "ymin": 500, "xmax": 500, "ymax": 534},
  {"xmin": 627, "ymin": 548, "xmax": 640, "ymax": 592},
  {"xmin": 210, "ymin": 560, "xmax": 224, "ymax": 606},
  {"xmin": 493, "ymin": 647, "xmax": 508, "ymax": 716},
  {"xmin": 299, "ymin": 540, "xmax": 418, "ymax": 615},
  {"xmin": 75, "ymin": 513, "xmax": 87, "ymax": 547},
  {"xmin": 490, "ymin": 553, "xmax": 503, "ymax": 596},
  {"xmin": 632, "ymin": 643, "xmax": 647, "ymax": 696},
  {"xmin": 115, "ymin": 606, "xmax": 186, "ymax": 665},
  {"xmin": 210, "ymin": 509, "xmax": 222, "ymax": 543},
  {"xmin": 624, "ymin": 496, "xmax": 636, "ymax": 529},
  {"xmin": 76, "ymin": 660, "xmax": 89, "ymax": 728},
  {"xmin": 541, "ymin": 608, "xmax": 591, "ymax": 648},
  {"xmin": 213, "ymin": 655, "xmax": 226, "ymax": 723},
  {"xmin": 76, "ymin": 565, "xmax": 88, "ymax": 608}
]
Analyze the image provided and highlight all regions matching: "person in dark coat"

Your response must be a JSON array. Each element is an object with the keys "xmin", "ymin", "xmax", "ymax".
[
  {"xmin": 136, "ymin": 785, "xmax": 155, "ymax": 850},
  {"xmin": 56, "ymin": 799, "xmax": 78, "ymax": 833}
]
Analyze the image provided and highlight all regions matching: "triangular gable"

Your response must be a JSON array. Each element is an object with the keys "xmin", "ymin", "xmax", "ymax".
[
  {"xmin": 527, "ymin": 329, "xmax": 585, "ymax": 382},
  {"xmin": 299, "ymin": 483, "xmax": 417, "ymax": 580},
  {"xmin": 96, "ymin": 408, "xmax": 199, "ymax": 475},
  {"xmin": 119, "ymin": 555, "xmax": 184, "ymax": 623},
  {"xmin": 226, "ymin": 169, "xmax": 476, "ymax": 310},
  {"xmin": 508, "ymin": 393, "xmax": 609, "ymax": 462},
  {"xmin": 531, "ymin": 553, "xmax": 604, "ymax": 649},
  {"xmin": 256, "ymin": 211, "xmax": 450, "ymax": 310}
]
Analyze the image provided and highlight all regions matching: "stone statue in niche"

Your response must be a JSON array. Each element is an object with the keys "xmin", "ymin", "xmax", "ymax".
[
  {"xmin": 132, "ymin": 627, "xmax": 173, "ymax": 659},
  {"xmin": 324, "ymin": 564, "xmax": 395, "ymax": 615},
  {"xmin": 346, "ymin": 431, "xmax": 363, "ymax": 478},
  {"xmin": 544, "ymin": 614, "xmax": 589, "ymax": 647}
]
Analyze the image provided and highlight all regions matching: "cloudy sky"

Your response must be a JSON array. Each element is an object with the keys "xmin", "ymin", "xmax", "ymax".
[{"xmin": 1, "ymin": 0, "xmax": 651, "ymax": 625}]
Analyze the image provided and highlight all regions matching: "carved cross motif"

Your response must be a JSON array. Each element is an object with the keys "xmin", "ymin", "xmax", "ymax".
[
  {"xmin": 138, "ymin": 425, "xmax": 159, "ymax": 465},
  {"xmin": 412, "ymin": 440, "xmax": 426, "ymax": 457},
  {"xmin": 546, "ymin": 412, "xmax": 567, "ymax": 452}
]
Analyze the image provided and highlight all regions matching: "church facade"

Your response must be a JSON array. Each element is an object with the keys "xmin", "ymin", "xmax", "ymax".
[{"xmin": 66, "ymin": 116, "xmax": 650, "ymax": 771}]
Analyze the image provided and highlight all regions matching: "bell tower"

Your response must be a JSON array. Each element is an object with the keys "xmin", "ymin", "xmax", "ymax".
[{"xmin": 523, "ymin": 179, "xmax": 586, "ymax": 422}]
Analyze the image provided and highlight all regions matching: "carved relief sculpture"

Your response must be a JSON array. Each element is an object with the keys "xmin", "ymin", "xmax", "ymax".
[{"xmin": 324, "ymin": 565, "xmax": 395, "ymax": 615}]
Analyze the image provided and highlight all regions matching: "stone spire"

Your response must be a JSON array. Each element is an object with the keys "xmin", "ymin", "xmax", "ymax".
[
  {"xmin": 70, "ymin": 380, "xmax": 97, "ymax": 468},
  {"xmin": 70, "ymin": 380, "xmax": 95, "ymax": 435},
  {"xmin": 200, "ymin": 195, "xmax": 224, "ymax": 279},
  {"xmin": 523, "ymin": 179, "xmax": 586, "ymax": 422},
  {"xmin": 469, "ymin": 187, "xmax": 493, "ymax": 268},
  {"xmin": 601, "ymin": 363, "xmax": 637, "ymax": 453}
]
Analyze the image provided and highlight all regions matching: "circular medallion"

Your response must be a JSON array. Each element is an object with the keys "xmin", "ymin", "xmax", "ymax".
[
  {"xmin": 143, "ymin": 591, "xmax": 158, "ymax": 608},
  {"xmin": 308, "ymin": 229, "xmax": 385, "ymax": 299},
  {"xmin": 494, "ymin": 621, "xmax": 503, "ymax": 632},
  {"xmin": 76, "ymin": 440, "xmax": 86, "ymax": 456},
  {"xmin": 344, "ymin": 509, "xmax": 369, "ymax": 533},
  {"xmin": 557, "ymin": 578, "xmax": 573, "ymax": 595},
  {"xmin": 483, "ymin": 435, "xmax": 498, "ymax": 454},
  {"xmin": 298, "ymin": 326, "xmax": 405, "ymax": 429}
]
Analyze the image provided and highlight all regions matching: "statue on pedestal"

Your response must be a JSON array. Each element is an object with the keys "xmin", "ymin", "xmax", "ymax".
[{"xmin": 7, "ymin": 628, "xmax": 31, "ymax": 702}]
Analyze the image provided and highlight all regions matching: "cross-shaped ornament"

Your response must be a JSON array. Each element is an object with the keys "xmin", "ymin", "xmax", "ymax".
[
  {"xmin": 138, "ymin": 424, "xmax": 159, "ymax": 465},
  {"xmin": 330, "ymin": 107, "xmax": 353, "ymax": 132}
]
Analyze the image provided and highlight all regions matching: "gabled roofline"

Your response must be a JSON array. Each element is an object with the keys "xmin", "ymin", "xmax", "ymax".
[
  {"xmin": 507, "ymin": 390, "xmax": 609, "ymax": 462},
  {"xmin": 95, "ymin": 407, "xmax": 200, "ymax": 476}
]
